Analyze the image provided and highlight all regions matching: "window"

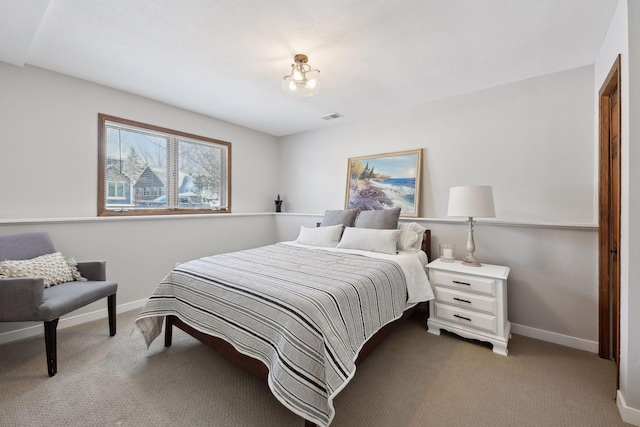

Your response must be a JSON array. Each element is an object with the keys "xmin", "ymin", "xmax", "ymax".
[
  {"xmin": 107, "ymin": 182, "xmax": 126, "ymax": 199},
  {"xmin": 98, "ymin": 114, "xmax": 231, "ymax": 216}
]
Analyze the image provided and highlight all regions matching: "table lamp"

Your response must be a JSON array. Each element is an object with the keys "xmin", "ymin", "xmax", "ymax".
[{"xmin": 447, "ymin": 186, "xmax": 495, "ymax": 266}]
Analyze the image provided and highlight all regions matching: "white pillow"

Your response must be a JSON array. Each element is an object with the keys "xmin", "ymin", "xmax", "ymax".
[
  {"xmin": 337, "ymin": 227, "xmax": 402, "ymax": 255},
  {"xmin": 0, "ymin": 252, "xmax": 86, "ymax": 287},
  {"xmin": 397, "ymin": 222, "xmax": 427, "ymax": 251},
  {"xmin": 295, "ymin": 224, "xmax": 343, "ymax": 247}
]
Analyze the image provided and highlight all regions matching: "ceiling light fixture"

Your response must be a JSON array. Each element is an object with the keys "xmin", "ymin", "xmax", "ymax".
[{"xmin": 282, "ymin": 54, "xmax": 320, "ymax": 97}]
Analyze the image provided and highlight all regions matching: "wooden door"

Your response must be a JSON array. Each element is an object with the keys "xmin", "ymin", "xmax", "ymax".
[{"xmin": 598, "ymin": 55, "xmax": 621, "ymax": 386}]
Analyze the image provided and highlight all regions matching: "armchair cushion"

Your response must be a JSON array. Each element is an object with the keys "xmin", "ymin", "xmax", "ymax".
[{"xmin": 36, "ymin": 280, "xmax": 118, "ymax": 322}]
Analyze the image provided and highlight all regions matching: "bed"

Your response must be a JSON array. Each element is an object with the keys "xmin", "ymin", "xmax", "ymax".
[{"xmin": 136, "ymin": 218, "xmax": 433, "ymax": 427}]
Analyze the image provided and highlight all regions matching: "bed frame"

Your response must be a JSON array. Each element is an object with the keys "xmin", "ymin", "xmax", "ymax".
[{"xmin": 164, "ymin": 230, "xmax": 431, "ymax": 427}]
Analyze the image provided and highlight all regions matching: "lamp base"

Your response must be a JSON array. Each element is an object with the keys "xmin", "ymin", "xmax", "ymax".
[{"xmin": 462, "ymin": 253, "xmax": 482, "ymax": 267}]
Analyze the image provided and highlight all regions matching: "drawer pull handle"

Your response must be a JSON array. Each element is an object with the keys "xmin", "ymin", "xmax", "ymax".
[
  {"xmin": 453, "ymin": 297, "xmax": 471, "ymax": 304},
  {"xmin": 454, "ymin": 314, "xmax": 472, "ymax": 322},
  {"xmin": 453, "ymin": 280, "xmax": 471, "ymax": 286}
]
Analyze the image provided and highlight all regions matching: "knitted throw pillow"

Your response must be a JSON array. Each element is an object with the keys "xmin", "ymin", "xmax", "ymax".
[{"xmin": 0, "ymin": 252, "xmax": 86, "ymax": 287}]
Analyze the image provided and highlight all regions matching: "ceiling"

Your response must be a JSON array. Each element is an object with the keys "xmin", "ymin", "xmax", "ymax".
[{"xmin": 0, "ymin": 0, "xmax": 619, "ymax": 137}]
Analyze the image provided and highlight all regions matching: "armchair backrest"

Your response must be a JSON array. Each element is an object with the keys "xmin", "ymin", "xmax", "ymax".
[{"xmin": 0, "ymin": 232, "xmax": 56, "ymax": 261}]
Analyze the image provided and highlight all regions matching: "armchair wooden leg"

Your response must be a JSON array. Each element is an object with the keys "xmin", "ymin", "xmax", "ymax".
[
  {"xmin": 107, "ymin": 294, "xmax": 116, "ymax": 336},
  {"xmin": 44, "ymin": 319, "xmax": 59, "ymax": 377}
]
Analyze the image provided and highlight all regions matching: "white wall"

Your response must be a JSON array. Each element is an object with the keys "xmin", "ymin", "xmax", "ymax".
[
  {"xmin": 0, "ymin": 63, "xmax": 281, "ymax": 219},
  {"xmin": 625, "ymin": 0, "xmax": 640, "ymax": 418},
  {"xmin": 279, "ymin": 66, "xmax": 595, "ymax": 224},
  {"xmin": 0, "ymin": 63, "xmax": 282, "ymax": 342},
  {"xmin": 599, "ymin": 0, "xmax": 640, "ymax": 423},
  {"xmin": 594, "ymin": 1, "xmax": 640, "ymax": 424},
  {"xmin": 277, "ymin": 66, "xmax": 600, "ymax": 352}
]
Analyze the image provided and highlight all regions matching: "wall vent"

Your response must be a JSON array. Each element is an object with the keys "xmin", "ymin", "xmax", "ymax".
[{"xmin": 321, "ymin": 112, "xmax": 343, "ymax": 120}]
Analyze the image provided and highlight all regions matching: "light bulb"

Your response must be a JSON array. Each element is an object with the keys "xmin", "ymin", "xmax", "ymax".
[
  {"xmin": 306, "ymin": 79, "xmax": 317, "ymax": 88},
  {"xmin": 293, "ymin": 70, "xmax": 303, "ymax": 81},
  {"xmin": 288, "ymin": 80, "xmax": 297, "ymax": 91}
]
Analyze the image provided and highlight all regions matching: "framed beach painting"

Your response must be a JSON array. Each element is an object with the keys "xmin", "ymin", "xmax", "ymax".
[{"xmin": 345, "ymin": 149, "xmax": 422, "ymax": 217}]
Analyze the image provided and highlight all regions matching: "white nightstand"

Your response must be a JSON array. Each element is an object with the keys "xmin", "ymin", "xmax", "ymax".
[{"xmin": 426, "ymin": 258, "xmax": 511, "ymax": 355}]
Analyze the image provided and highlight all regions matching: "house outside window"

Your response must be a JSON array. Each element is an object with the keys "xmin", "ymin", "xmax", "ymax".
[{"xmin": 98, "ymin": 114, "xmax": 231, "ymax": 216}]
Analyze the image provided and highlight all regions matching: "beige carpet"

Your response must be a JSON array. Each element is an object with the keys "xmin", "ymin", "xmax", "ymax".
[{"xmin": 0, "ymin": 309, "xmax": 628, "ymax": 427}]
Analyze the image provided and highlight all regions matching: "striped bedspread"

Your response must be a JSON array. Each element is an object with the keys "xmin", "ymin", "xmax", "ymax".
[{"xmin": 136, "ymin": 243, "xmax": 430, "ymax": 426}]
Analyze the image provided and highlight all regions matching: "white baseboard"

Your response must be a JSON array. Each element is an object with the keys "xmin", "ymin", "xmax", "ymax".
[
  {"xmin": 0, "ymin": 304, "xmax": 599, "ymax": 354},
  {"xmin": 510, "ymin": 323, "xmax": 598, "ymax": 353},
  {"xmin": 618, "ymin": 390, "xmax": 640, "ymax": 426},
  {"xmin": 0, "ymin": 298, "xmax": 148, "ymax": 345}
]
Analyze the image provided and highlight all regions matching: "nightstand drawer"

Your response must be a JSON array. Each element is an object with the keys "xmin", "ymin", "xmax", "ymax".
[
  {"xmin": 434, "ymin": 303, "xmax": 497, "ymax": 334},
  {"xmin": 434, "ymin": 287, "xmax": 496, "ymax": 314},
  {"xmin": 431, "ymin": 270, "xmax": 496, "ymax": 295}
]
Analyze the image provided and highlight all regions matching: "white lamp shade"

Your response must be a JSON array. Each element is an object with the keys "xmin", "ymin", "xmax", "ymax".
[{"xmin": 447, "ymin": 186, "xmax": 495, "ymax": 218}]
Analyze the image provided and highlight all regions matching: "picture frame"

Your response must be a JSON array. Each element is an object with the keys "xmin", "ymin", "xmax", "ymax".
[{"xmin": 345, "ymin": 149, "xmax": 422, "ymax": 217}]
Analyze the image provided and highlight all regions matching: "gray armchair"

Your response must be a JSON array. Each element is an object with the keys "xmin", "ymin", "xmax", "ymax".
[{"xmin": 0, "ymin": 232, "xmax": 118, "ymax": 376}]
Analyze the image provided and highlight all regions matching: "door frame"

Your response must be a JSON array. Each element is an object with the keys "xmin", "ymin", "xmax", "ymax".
[{"xmin": 598, "ymin": 54, "xmax": 621, "ymax": 375}]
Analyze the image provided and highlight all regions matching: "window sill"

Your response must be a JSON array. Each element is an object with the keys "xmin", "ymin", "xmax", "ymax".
[{"xmin": 0, "ymin": 212, "xmax": 275, "ymax": 226}]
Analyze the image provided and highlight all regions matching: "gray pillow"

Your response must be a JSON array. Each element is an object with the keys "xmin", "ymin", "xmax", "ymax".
[
  {"xmin": 354, "ymin": 207, "xmax": 401, "ymax": 229},
  {"xmin": 320, "ymin": 209, "xmax": 359, "ymax": 227}
]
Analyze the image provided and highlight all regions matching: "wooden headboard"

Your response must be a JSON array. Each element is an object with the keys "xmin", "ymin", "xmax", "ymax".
[{"xmin": 422, "ymin": 230, "xmax": 432, "ymax": 261}]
